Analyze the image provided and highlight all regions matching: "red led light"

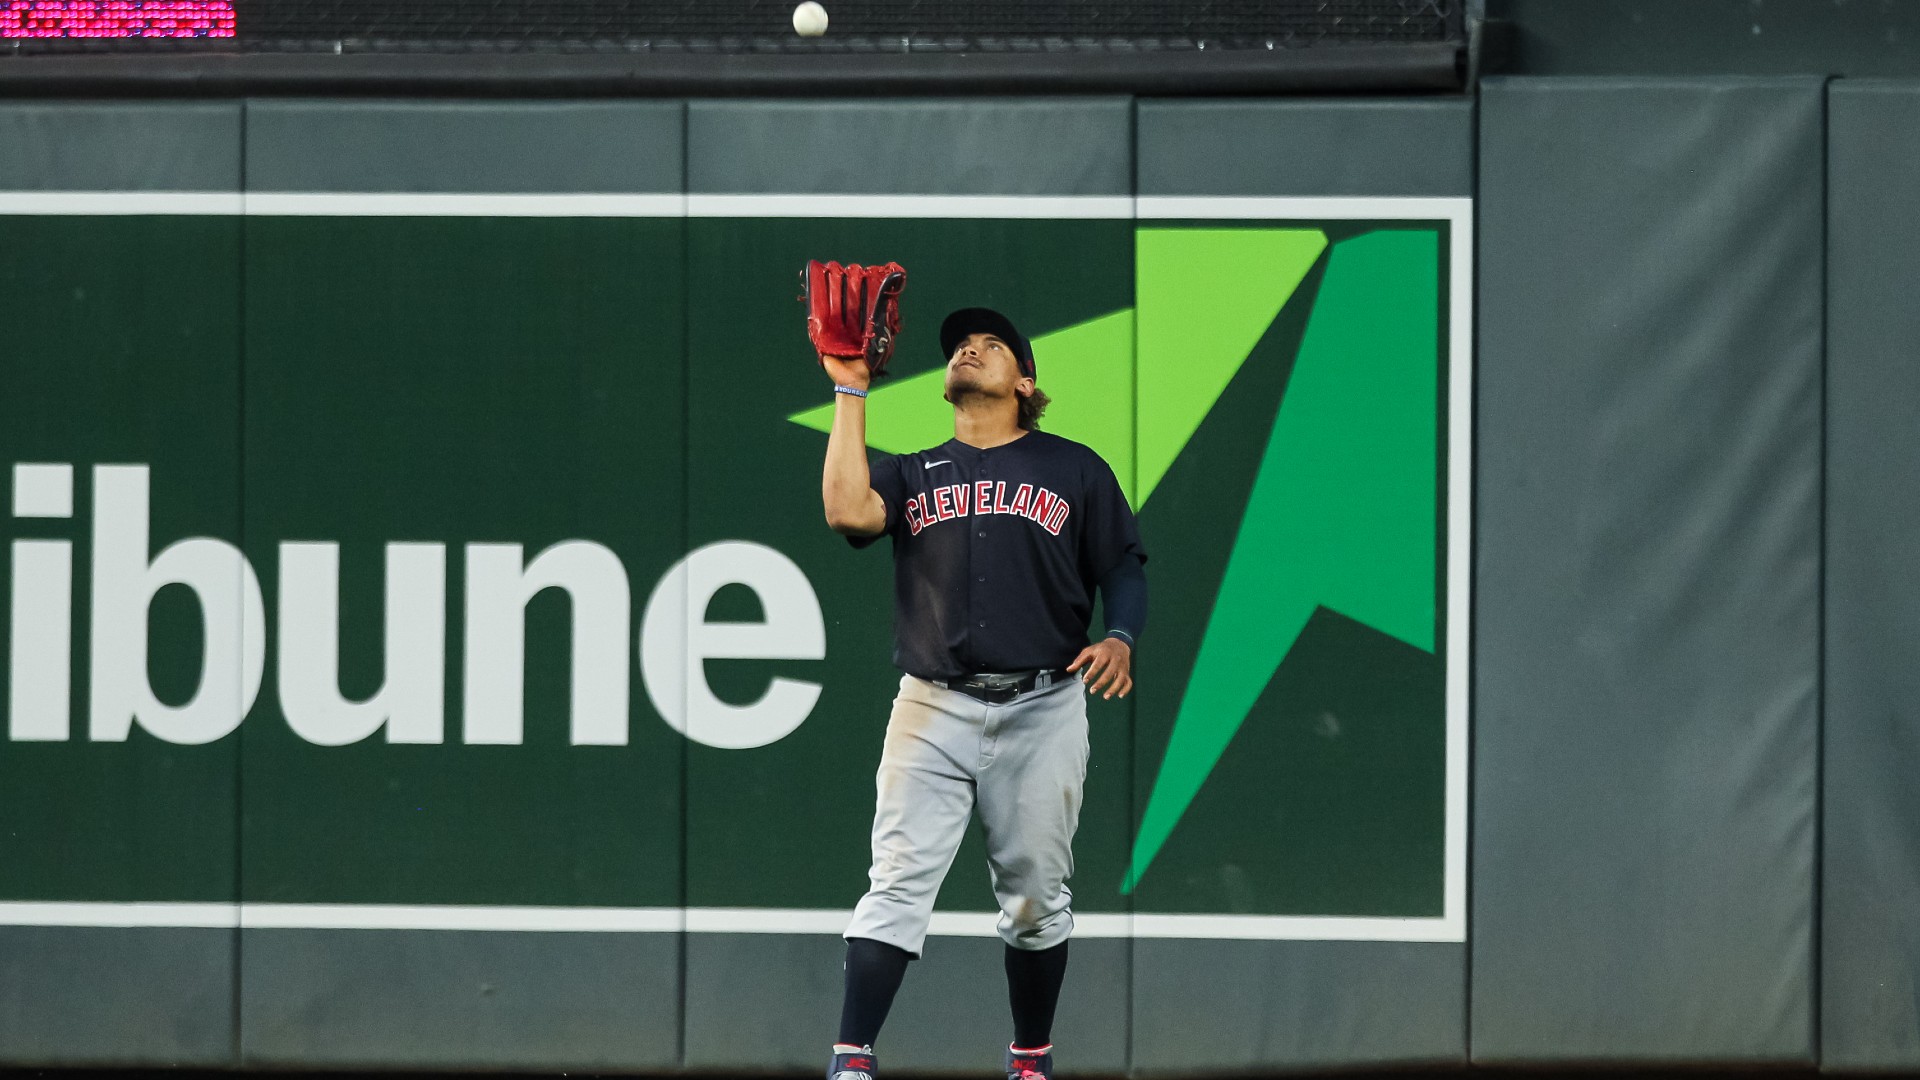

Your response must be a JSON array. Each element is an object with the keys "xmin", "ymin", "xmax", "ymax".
[{"xmin": 1, "ymin": 1, "xmax": 237, "ymax": 37}]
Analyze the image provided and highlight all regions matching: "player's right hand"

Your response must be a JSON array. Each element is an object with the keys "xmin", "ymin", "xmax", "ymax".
[
  {"xmin": 1067, "ymin": 637, "xmax": 1133, "ymax": 700},
  {"xmin": 821, "ymin": 353, "xmax": 872, "ymax": 392}
]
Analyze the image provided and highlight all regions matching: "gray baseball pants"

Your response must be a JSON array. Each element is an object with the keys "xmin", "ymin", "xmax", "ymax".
[{"xmin": 844, "ymin": 671, "xmax": 1089, "ymax": 958}]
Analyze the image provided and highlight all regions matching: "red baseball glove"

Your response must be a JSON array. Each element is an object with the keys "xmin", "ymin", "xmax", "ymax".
[{"xmin": 802, "ymin": 260, "xmax": 907, "ymax": 376}]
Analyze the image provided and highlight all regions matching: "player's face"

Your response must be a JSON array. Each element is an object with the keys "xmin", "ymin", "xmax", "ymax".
[{"xmin": 944, "ymin": 332, "xmax": 1032, "ymax": 402}]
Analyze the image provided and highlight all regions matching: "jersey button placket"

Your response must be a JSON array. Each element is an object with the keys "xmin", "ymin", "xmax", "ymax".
[
  {"xmin": 974, "ymin": 440, "xmax": 998, "ymax": 772},
  {"xmin": 976, "ymin": 457, "xmax": 990, "ymax": 534},
  {"xmin": 977, "ymin": 443, "xmax": 1000, "ymax": 777},
  {"xmin": 971, "ymin": 456, "xmax": 988, "ymax": 636},
  {"xmin": 967, "ymin": 458, "xmax": 984, "ymax": 645},
  {"xmin": 977, "ymin": 457, "xmax": 988, "ymax": 541}
]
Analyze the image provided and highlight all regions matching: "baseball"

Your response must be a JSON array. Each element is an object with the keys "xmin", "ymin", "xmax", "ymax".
[{"xmin": 792, "ymin": 1, "xmax": 828, "ymax": 36}]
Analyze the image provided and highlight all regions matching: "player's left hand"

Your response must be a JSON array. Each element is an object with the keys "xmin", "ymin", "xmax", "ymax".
[{"xmin": 1067, "ymin": 637, "xmax": 1133, "ymax": 700}]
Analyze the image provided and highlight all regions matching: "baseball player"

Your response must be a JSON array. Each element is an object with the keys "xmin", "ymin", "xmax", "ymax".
[{"xmin": 816, "ymin": 303, "xmax": 1148, "ymax": 1080}]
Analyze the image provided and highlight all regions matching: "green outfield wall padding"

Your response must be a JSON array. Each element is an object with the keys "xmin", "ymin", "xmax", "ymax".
[
  {"xmin": 0, "ymin": 101, "xmax": 244, "ymax": 1067},
  {"xmin": 1821, "ymin": 78, "xmax": 1920, "ymax": 1072},
  {"xmin": 1474, "ymin": 77, "xmax": 1822, "ymax": 1062}
]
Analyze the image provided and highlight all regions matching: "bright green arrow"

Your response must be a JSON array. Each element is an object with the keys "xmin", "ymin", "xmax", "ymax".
[
  {"xmin": 1123, "ymin": 229, "xmax": 1439, "ymax": 893},
  {"xmin": 790, "ymin": 228, "xmax": 1326, "ymax": 510},
  {"xmin": 788, "ymin": 309, "xmax": 1136, "ymax": 500},
  {"xmin": 1135, "ymin": 228, "xmax": 1325, "ymax": 505},
  {"xmin": 783, "ymin": 227, "xmax": 1439, "ymax": 896}
]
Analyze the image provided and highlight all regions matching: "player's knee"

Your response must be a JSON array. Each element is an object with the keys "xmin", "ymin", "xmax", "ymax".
[
  {"xmin": 1002, "ymin": 888, "xmax": 1068, "ymax": 931},
  {"xmin": 1004, "ymin": 895, "xmax": 1041, "ymax": 930},
  {"xmin": 1000, "ymin": 900, "xmax": 1072, "ymax": 951}
]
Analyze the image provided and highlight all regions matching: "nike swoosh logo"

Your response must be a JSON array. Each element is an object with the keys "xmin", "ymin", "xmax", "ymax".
[{"xmin": 924, "ymin": 460, "xmax": 952, "ymax": 469}]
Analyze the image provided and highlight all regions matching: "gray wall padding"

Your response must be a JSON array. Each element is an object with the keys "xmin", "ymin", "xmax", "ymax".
[
  {"xmin": 1131, "ymin": 940, "xmax": 1465, "ymax": 1074},
  {"xmin": 684, "ymin": 935, "xmax": 1128, "ymax": 1074},
  {"xmin": 1822, "ymin": 78, "xmax": 1920, "ymax": 1073},
  {"xmin": 239, "ymin": 930, "xmax": 680, "ymax": 1069},
  {"xmin": 681, "ymin": 934, "xmax": 841, "ymax": 1072},
  {"xmin": 0, "ymin": 928, "xmax": 235, "ymax": 1066},
  {"xmin": 1474, "ymin": 77, "xmax": 1822, "ymax": 1062},
  {"xmin": 688, "ymin": 99, "xmax": 1132, "ymax": 195},
  {"xmin": 1136, "ymin": 98, "xmax": 1474, "ymax": 197},
  {"xmin": 0, "ymin": 102, "xmax": 240, "ymax": 190},
  {"xmin": 244, "ymin": 100, "xmax": 684, "ymax": 193}
]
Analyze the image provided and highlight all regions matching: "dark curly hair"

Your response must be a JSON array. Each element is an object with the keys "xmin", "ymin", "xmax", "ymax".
[{"xmin": 1017, "ymin": 386, "xmax": 1051, "ymax": 430}]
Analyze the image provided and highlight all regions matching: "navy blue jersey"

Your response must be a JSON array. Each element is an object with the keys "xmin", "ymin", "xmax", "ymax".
[{"xmin": 850, "ymin": 429, "xmax": 1147, "ymax": 680}]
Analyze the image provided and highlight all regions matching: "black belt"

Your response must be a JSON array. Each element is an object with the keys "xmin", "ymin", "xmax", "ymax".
[{"xmin": 933, "ymin": 669, "xmax": 1076, "ymax": 705}]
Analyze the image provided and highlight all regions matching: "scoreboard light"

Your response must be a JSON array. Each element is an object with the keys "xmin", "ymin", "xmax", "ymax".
[{"xmin": 1, "ymin": 0, "xmax": 236, "ymax": 38}]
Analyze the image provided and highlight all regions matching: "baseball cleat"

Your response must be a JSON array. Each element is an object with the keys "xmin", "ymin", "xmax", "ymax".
[
  {"xmin": 828, "ymin": 1045, "xmax": 878, "ymax": 1080},
  {"xmin": 1006, "ymin": 1043, "xmax": 1054, "ymax": 1080}
]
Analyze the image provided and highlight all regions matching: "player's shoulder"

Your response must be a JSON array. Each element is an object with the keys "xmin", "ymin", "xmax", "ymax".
[
  {"xmin": 1023, "ymin": 430, "xmax": 1117, "ymax": 472},
  {"xmin": 1020, "ymin": 429, "xmax": 1090, "ymax": 456},
  {"xmin": 875, "ymin": 440, "xmax": 961, "ymax": 476},
  {"xmin": 884, "ymin": 439, "xmax": 959, "ymax": 464}
]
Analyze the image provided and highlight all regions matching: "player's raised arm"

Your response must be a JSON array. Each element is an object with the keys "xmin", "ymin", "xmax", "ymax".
[
  {"xmin": 803, "ymin": 260, "xmax": 904, "ymax": 537},
  {"xmin": 821, "ymin": 354, "xmax": 887, "ymax": 536}
]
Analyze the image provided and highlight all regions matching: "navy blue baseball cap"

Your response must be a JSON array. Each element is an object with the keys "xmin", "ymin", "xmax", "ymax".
[{"xmin": 940, "ymin": 307, "xmax": 1035, "ymax": 379}]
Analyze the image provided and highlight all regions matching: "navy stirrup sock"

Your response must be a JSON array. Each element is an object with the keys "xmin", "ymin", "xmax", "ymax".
[
  {"xmin": 1004, "ymin": 939, "xmax": 1069, "ymax": 1050},
  {"xmin": 838, "ymin": 937, "xmax": 913, "ymax": 1049}
]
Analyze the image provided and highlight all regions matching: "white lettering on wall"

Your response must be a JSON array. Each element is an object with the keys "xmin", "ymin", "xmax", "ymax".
[
  {"xmin": 10, "ymin": 540, "xmax": 71, "ymax": 740},
  {"xmin": 278, "ymin": 541, "xmax": 447, "ymax": 746},
  {"xmin": 9, "ymin": 463, "xmax": 76, "ymax": 740},
  {"xmin": 640, "ymin": 540, "xmax": 826, "ymax": 750},
  {"xmin": 3, "ymin": 464, "xmax": 830, "ymax": 749},
  {"xmin": 87, "ymin": 465, "xmax": 265, "ymax": 745},
  {"xmin": 463, "ymin": 540, "xmax": 631, "ymax": 746}
]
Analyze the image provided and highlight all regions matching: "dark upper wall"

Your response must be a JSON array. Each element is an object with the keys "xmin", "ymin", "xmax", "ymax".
[{"xmin": 1487, "ymin": 0, "xmax": 1920, "ymax": 78}]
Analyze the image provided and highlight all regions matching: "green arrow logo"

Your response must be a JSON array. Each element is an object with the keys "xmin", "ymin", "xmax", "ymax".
[
  {"xmin": 1123, "ymin": 229, "xmax": 1438, "ymax": 891},
  {"xmin": 790, "ymin": 226, "xmax": 1439, "ymax": 895}
]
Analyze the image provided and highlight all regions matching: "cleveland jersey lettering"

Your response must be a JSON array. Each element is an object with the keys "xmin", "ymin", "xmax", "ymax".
[
  {"xmin": 902, "ymin": 481, "xmax": 1071, "ymax": 537},
  {"xmin": 850, "ymin": 429, "xmax": 1145, "ymax": 679}
]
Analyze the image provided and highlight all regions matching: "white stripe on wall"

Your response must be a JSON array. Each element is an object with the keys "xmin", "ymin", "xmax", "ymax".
[
  {"xmin": 0, "ymin": 902, "xmax": 1459, "ymax": 941},
  {"xmin": 0, "ymin": 192, "xmax": 1470, "ymax": 223},
  {"xmin": 0, "ymin": 192, "xmax": 245, "ymax": 215},
  {"xmin": 687, "ymin": 193, "xmax": 1137, "ymax": 219},
  {"xmin": 243, "ymin": 192, "xmax": 688, "ymax": 217},
  {"xmin": 1135, "ymin": 194, "xmax": 1473, "ymax": 220}
]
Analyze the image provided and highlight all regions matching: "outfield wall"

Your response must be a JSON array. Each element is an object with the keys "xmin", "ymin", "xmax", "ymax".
[{"xmin": 0, "ymin": 83, "xmax": 1913, "ymax": 1072}]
